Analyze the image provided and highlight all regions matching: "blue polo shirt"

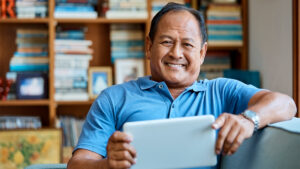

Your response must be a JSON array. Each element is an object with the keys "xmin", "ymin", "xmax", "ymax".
[{"xmin": 75, "ymin": 76, "xmax": 261, "ymax": 169}]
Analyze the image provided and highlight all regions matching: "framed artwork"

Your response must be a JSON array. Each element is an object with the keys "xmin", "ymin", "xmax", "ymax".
[
  {"xmin": 88, "ymin": 67, "xmax": 112, "ymax": 99},
  {"xmin": 0, "ymin": 129, "xmax": 62, "ymax": 169},
  {"xmin": 115, "ymin": 58, "xmax": 145, "ymax": 84},
  {"xmin": 16, "ymin": 72, "xmax": 48, "ymax": 99}
]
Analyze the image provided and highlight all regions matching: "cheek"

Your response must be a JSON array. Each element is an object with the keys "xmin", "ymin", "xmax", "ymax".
[{"xmin": 152, "ymin": 47, "xmax": 168, "ymax": 62}]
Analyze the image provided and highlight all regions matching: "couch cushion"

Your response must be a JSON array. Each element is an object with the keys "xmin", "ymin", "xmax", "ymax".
[{"xmin": 220, "ymin": 118, "xmax": 300, "ymax": 169}]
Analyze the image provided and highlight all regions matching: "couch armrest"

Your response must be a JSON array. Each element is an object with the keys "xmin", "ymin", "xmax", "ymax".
[
  {"xmin": 220, "ymin": 118, "xmax": 300, "ymax": 169},
  {"xmin": 25, "ymin": 164, "xmax": 67, "ymax": 169}
]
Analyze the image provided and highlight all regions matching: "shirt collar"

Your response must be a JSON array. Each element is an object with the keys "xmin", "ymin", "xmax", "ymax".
[
  {"xmin": 138, "ymin": 76, "xmax": 158, "ymax": 90},
  {"xmin": 186, "ymin": 80, "xmax": 207, "ymax": 92},
  {"xmin": 138, "ymin": 76, "xmax": 207, "ymax": 92}
]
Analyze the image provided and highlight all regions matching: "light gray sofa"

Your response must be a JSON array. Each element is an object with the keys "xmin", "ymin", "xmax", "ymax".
[{"xmin": 25, "ymin": 118, "xmax": 300, "ymax": 169}]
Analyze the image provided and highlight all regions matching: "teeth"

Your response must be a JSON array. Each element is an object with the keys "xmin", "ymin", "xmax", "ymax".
[{"xmin": 167, "ymin": 63, "xmax": 184, "ymax": 68}]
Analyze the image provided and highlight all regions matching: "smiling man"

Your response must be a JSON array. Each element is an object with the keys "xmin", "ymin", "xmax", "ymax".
[{"xmin": 67, "ymin": 3, "xmax": 296, "ymax": 169}]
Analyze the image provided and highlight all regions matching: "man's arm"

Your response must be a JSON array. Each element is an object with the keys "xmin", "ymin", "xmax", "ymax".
[
  {"xmin": 67, "ymin": 131, "xmax": 136, "ymax": 169},
  {"xmin": 212, "ymin": 90, "xmax": 297, "ymax": 155}
]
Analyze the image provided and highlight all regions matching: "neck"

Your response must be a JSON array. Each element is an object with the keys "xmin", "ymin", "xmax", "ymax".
[{"xmin": 168, "ymin": 86, "xmax": 187, "ymax": 99}]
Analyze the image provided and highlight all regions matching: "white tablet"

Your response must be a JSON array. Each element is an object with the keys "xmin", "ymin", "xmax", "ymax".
[{"xmin": 123, "ymin": 115, "xmax": 217, "ymax": 169}]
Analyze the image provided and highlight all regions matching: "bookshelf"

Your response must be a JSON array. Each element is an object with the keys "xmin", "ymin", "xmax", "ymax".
[{"xmin": 0, "ymin": 0, "xmax": 249, "ymax": 127}]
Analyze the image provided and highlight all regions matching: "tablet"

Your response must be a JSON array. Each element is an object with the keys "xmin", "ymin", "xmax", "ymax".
[{"xmin": 123, "ymin": 115, "xmax": 217, "ymax": 169}]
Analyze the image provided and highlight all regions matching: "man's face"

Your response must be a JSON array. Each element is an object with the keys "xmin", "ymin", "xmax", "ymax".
[{"xmin": 147, "ymin": 10, "xmax": 207, "ymax": 88}]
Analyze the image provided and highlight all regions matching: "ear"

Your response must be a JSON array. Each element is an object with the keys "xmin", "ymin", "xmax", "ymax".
[
  {"xmin": 199, "ymin": 42, "xmax": 207, "ymax": 65},
  {"xmin": 146, "ymin": 36, "xmax": 153, "ymax": 60}
]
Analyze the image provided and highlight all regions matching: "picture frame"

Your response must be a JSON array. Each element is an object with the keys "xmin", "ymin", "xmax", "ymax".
[
  {"xmin": 16, "ymin": 72, "xmax": 48, "ymax": 99},
  {"xmin": 114, "ymin": 58, "xmax": 145, "ymax": 84},
  {"xmin": 0, "ymin": 128, "xmax": 62, "ymax": 169},
  {"xmin": 88, "ymin": 67, "xmax": 112, "ymax": 99}
]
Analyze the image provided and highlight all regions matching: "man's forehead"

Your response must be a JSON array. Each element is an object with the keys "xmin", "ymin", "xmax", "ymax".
[{"xmin": 156, "ymin": 11, "xmax": 201, "ymax": 37}]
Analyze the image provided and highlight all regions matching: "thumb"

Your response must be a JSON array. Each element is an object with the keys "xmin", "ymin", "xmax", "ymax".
[{"xmin": 212, "ymin": 113, "xmax": 227, "ymax": 130}]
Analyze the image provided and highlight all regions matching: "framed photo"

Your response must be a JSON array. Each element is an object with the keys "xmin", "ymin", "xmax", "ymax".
[
  {"xmin": 115, "ymin": 58, "xmax": 145, "ymax": 84},
  {"xmin": 0, "ymin": 129, "xmax": 62, "ymax": 169},
  {"xmin": 16, "ymin": 72, "xmax": 48, "ymax": 99},
  {"xmin": 88, "ymin": 67, "xmax": 112, "ymax": 99}
]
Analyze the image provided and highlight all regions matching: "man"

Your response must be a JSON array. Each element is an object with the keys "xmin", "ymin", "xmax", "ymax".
[{"xmin": 67, "ymin": 3, "xmax": 296, "ymax": 169}]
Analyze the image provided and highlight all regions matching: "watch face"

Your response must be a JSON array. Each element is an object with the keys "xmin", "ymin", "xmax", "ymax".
[{"xmin": 245, "ymin": 110, "xmax": 256, "ymax": 118}]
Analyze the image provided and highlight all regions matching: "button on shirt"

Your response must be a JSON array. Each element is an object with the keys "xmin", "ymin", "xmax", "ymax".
[{"xmin": 75, "ymin": 76, "xmax": 261, "ymax": 169}]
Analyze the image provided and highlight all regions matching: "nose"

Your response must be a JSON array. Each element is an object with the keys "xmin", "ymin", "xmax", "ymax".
[{"xmin": 169, "ymin": 42, "xmax": 183, "ymax": 59}]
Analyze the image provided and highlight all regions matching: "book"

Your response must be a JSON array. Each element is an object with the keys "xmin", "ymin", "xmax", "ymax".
[
  {"xmin": 55, "ymin": 39, "xmax": 92, "ymax": 46},
  {"xmin": 9, "ymin": 64, "xmax": 49, "ymax": 72},
  {"xmin": 106, "ymin": 11, "xmax": 147, "ymax": 19},
  {"xmin": 55, "ymin": 92, "xmax": 89, "ymax": 101},
  {"xmin": 0, "ymin": 116, "xmax": 42, "ymax": 129}
]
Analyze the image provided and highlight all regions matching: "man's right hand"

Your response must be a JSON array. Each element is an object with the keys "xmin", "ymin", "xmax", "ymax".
[{"xmin": 106, "ymin": 131, "xmax": 137, "ymax": 169}]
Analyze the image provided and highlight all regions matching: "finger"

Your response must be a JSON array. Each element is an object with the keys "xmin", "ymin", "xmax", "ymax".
[
  {"xmin": 215, "ymin": 116, "xmax": 232, "ymax": 154},
  {"xmin": 212, "ymin": 113, "xmax": 227, "ymax": 129},
  {"xmin": 109, "ymin": 151, "xmax": 136, "ymax": 165},
  {"xmin": 109, "ymin": 142, "xmax": 137, "ymax": 158},
  {"xmin": 109, "ymin": 131, "xmax": 133, "ymax": 143},
  {"xmin": 227, "ymin": 131, "xmax": 246, "ymax": 155},
  {"xmin": 108, "ymin": 159, "xmax": 132, "ymax": 169},
  {"xmin": 223, "ymin": 123, "xmax": 240, "ymax": 154}
]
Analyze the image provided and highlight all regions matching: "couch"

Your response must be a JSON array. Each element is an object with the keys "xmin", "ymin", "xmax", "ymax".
[{"xmin": 25, "ymin": 118, "xmax": 300, "ymax": 169}]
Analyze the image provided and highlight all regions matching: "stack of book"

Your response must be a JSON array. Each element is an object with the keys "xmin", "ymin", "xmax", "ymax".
[
  {"xmin": 16, "ymin": 0, "xmax": 48, "ymax": 18},
  {"xmin": 151, "ymin": 0, "xmax": 185, "ymax": 17},
  {"xmin": 54, "ymin": 27, "xmax": 92, "ymax": 101},
  {"xmin": 206, "ymin": 4, "xmax": 243, "ymax": 47},
  {"xmin": 106, "ymin": 0, "xmax": 147, "ymax": 19},
  {"xmin": 0, "ymin": 116, "xmax": 41, "ymax": 129},
  {"xmin": 57, "ymin": 116, "xmax": 85, "ymax": 147},
  {"xmin": 110, "ymin": 24, "xmax": 144, "ymax": 63},
  {"xmin": 199, "ymin": 51, "xmax": 231, "ymax": 79},
  {"xmin": 54, "ymin": 0, "xmax": 98, "ymax": 18},
  {"xmin": 10, "ymin": 29, "xmax": 49, "ymax": 72}
]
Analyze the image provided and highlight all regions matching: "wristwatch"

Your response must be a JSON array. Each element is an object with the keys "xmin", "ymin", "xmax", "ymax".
[{"xmin": 241, "ymin": 110, "xmax": 260, "ymax": 132}]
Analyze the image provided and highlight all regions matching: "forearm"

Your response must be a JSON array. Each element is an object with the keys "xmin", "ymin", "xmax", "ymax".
[
  {"xmin": 248, "ymin": 91, "xmax": 297, "ymax": 128},
  {"xmin": 67, "ymin": 155, "xmax": 108, "ymax": 169}
]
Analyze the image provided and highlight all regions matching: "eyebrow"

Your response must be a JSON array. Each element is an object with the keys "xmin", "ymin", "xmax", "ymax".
[{"xmin": 159, "ymin": 35, "xmax": 196, "ymax": 43}]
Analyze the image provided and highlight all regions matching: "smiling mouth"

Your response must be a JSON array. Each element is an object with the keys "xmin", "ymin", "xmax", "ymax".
[{"xmin": 164, "ymin": 62, "xmax": 187, "ymax": 69}]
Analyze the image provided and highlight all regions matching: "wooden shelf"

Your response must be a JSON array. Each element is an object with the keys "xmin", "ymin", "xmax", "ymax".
[
  {"xmin": 55, "ymin": 18, "xmax": 147, "ymax": 24},
  {"xmin": 0, "ymin": 100, "xmax": 50, "ymax": 106},
  {"xmin": 0, "ymin": 18, "xmax": 50, "ymax": 23},
  {"xmin": 56, "ymin": 100, "xmax": 94, "ymax": 106}
]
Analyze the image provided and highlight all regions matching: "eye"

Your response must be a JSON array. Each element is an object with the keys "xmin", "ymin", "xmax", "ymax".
[
  {"xmin": 183, "ymin": 43, "xmax": 193, "ymax": 48},
  {"xmin": 161, "ymin": 40, "xmax": 173, "ymax": 45}
]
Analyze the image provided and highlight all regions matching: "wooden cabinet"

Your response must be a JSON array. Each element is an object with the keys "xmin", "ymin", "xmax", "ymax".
[{"xmin": 0, "ymin": 0, "xmax": 248, "ymax": 127}]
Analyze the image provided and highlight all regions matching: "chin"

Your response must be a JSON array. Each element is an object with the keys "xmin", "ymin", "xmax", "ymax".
[{"xmin": 164, "ymin": 76, "xmax": 185, "ymax": 85}]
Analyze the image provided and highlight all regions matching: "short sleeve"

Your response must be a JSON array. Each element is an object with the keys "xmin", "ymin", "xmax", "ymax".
[
  {"xmin": 218, "ymin": 78, "xmax": 262, "ymax": 114},
  {"xmin": 73, "ymin": 91, "xmax": 116, "ymax": 157}
]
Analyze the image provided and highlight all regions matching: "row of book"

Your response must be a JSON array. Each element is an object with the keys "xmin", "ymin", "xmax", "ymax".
[
  {"xmin": 199, "ymin": 51, "xmax": 231, "ymax": 80},
  {"xmin": 0, "ymin": 0, "xmax": 48, "ymax": 18},
  {"xmin": 54, "ymin": 0, "xmax": 98, "ymax": 18},
  {"xmin": 54, "ymin": 27, "xmax": 92, "ymax": 101},
  {"xmin": 106, "ymin": 0, "xmax": 147, "ymax": 19},
  {"xmin": 110, "ymin": 24, "xmax": 144, "ymax": 63},
  {"xmin": 57, "ymin": 116, "xmax": 85, "ymax": 147},
  {"xmin": 151, "ymin": 0, "xmax": 185, "ymax": 17},
  {"xmin": 0, "ymin": 116, "xmax": 41, "ymax": 129},
  {"xmin": 206, "ymin": 4, "xmax": 243, "ymax": 47},
  {"xmin": 16, "ymin": 0, "xmax": 48, "ymax": 18},
  {"xmin": 10, "ymin": 29, "xmax": 49, "ymax": 72}
]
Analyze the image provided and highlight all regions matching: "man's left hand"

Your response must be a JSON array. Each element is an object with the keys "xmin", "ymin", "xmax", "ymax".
[{"xmin": 212, "ymin": 113, "xmax": 255, "ymax": 155}]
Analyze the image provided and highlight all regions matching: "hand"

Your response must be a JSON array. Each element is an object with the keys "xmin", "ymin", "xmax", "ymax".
[
  {"xmin": 212, "ymin": 113, "xmax": 255, "ymax": 155},
  {"xmin": 106, "ymin": 131, "xmax": 137, "ymax": 169}
]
